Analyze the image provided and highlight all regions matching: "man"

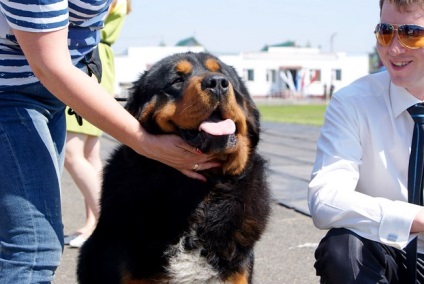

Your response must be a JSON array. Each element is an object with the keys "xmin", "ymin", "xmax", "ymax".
[{"xmin": 308, "ymin": 0, "xmax": 424, "ymax": 282}]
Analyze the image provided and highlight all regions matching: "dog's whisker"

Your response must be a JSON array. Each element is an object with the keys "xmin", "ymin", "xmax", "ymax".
[{"xmin": 179, "ymin": 102, "xmax": 195, "ymax": 115}]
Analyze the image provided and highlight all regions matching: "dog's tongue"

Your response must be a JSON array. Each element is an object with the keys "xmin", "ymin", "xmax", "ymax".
[{"xmin": 199, "ymin": 119, "xmax": 236, "ymax": 135}]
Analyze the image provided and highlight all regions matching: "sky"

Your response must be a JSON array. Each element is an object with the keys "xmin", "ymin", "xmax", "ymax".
[{"xmin": 112, "ymin": 0, "xmax": 381, "ymax": 55}]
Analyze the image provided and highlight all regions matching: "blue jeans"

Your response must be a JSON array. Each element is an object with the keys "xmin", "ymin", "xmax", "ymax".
[{"xmin": 0, "ymin": 83, "xmax": 66, "ymax": 283}]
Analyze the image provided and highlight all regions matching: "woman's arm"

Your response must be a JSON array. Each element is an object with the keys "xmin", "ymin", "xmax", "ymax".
[{"xmin": 13, "ymin": 27, "xmax": 217, "ymax": 181}]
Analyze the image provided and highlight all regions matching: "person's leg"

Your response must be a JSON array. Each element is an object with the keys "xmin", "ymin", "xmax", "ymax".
[
  {"xmin": 84, "ymin": 135, "xmax": 103, "ymax": 178},
  {"xmin": 314, "ymin": 228, "xmax": 406, "ymax": 283},
  {"xmin": 0, "ymin": 104, "xmax": 65, "ymax": 283},
  {"xmin": 82, "ymin": 135, "xmax": 102, "ymax": 230},
  {"xmin": 64, "ymin": 132, "xmax": 101, "ymax": 238}
]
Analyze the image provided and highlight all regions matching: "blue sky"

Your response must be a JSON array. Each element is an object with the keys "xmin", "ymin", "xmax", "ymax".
[{"xmin": 113, "ymin": 0, "xmax": 380, "ymax": 55}]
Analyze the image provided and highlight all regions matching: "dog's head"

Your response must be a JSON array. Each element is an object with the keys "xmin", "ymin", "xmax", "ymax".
[{"xmin": 125, "ymin": 52, "xmax": 261, "ymax": 175}]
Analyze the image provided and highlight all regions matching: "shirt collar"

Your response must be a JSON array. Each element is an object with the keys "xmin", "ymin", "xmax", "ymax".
[{"xmin": 390, "ymin": 81, "xmax": 422, "ymax": 118}]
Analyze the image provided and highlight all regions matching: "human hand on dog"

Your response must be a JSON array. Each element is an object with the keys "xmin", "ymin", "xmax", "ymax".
[{"xmin": 140, "ymin": 131, "xmax": 221, "ymax": 182}]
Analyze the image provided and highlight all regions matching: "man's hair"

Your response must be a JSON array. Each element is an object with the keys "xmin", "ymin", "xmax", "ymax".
[{"xmin": 380, "ymin": 0, "xmax": 424, "ymax": 11}]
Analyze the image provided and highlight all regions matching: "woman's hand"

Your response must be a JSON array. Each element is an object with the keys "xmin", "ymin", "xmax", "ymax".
[{"xmin": 139, "ymin": 130, "xmax": 221, "ymax": 182}]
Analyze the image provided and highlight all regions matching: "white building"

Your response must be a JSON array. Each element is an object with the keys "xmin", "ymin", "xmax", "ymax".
[
  {"xmin": 113, "ymin": 42, "xmax": 370, "ymax": 100},
  {"xmin": 114, "ymin": 45, "xmax": 205, "ymax": 98}
]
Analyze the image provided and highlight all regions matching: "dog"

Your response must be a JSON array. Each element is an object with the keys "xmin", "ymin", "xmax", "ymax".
[{"xmin": 77, "ymin": 52, "xmax": 271, "ymax": 284}]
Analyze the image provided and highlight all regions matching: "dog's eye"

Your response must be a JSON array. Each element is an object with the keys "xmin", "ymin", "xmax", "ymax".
[{"xmin": 171, "ymin": 77, "xmax": 184, "ymax": 86}]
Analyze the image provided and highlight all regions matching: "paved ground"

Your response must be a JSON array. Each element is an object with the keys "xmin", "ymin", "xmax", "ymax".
[{"xmin": 54, "ymin": 121, "xmax": 327, "ymax": 284}]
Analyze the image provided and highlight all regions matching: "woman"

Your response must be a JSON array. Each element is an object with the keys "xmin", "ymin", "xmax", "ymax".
[{"xmin": 0, "ymin": 0, "xmax": 217, "ymax": 282}]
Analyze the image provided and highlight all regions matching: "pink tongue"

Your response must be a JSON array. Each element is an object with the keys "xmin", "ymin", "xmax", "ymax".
[{"xmin": 199, "ymin": 119, "xmax": 236, "ymax": 135}]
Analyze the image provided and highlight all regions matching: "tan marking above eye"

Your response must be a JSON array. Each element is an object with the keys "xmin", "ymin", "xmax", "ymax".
[
  {"xmin": 205, "ymin": 58, "xmax": 220, "ymax": 72},
  {"xmin": 175, "ymin": 60, "xmax": 193, "ymax": 74}
]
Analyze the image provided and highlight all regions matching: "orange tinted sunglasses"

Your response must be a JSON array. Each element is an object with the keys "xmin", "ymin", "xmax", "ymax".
[{"xmin": 374, "ymin": 23, "xmax": 424, "ymax": 49}]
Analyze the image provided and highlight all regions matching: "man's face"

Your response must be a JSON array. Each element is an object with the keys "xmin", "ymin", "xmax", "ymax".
[{"xmin": 378, "ymin": 2, "xmax": 424, "ymax": 98}]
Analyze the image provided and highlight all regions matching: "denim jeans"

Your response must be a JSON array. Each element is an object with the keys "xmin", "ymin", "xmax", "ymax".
[{"xmin": 0, "ymin": 82, "xmax": 66, "ymax": 283}]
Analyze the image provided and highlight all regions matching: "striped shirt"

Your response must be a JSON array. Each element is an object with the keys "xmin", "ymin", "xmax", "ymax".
[{"xmin": 0, "ymin": 0, "xmax": 111, "ymax": 91}]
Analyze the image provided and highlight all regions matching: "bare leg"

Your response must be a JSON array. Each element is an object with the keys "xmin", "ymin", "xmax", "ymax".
[{"xmin": 64, "ymin": 132, "xmax": 102, "ymax": 239}]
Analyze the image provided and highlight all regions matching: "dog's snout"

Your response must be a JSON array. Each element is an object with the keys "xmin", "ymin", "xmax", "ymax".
[{"xmin": 202, "ymin": 74, "xmax": 229, "ymax": 96}]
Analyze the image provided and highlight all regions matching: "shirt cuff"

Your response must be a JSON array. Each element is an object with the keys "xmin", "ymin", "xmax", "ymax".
[{"xmin": 379, "ymin": 200, "xmax": 422, "ymax": 249}]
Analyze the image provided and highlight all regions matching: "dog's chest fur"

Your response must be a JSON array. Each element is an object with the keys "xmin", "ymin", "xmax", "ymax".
[
  {"xmin": 164, "ymin": 235, "xmax": 221, "ymax": 283},
  {"xmin": 164, "ymin": 222, "xmax": 251, "ymax": 284}
]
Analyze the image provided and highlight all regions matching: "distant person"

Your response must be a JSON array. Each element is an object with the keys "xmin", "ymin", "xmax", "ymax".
[
  {"xmin": 0, "ymin": 0, "xmax": 217, "ymax": 282},
  {"xmin": 308, "ymin": 0, "xmax": 424, "ymax": 282},
  {"xmin": 99, "ymin": 0, "xmax": 132, "ymax": 95},
  {"xmin": 64, "ymin": 0, "xmax": 132, "ymax": 248}
]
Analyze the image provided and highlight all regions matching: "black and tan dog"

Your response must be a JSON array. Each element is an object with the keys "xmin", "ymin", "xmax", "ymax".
[{"xmin": 77, "ymin": 52, "xmax": 271, "ymax": 284}]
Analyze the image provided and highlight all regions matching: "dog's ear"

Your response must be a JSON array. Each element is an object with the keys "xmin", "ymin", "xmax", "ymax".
[{"xmin": 125, "ymin": 72, "xmax": 147, "ymax": 118}]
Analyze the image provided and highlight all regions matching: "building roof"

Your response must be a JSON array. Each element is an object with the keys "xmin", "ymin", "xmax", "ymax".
[
  {"xmin": 175, "ymin": 36, "xmax": 203, "ymax": 47},
  {"xmin": 261, "ymin": 41, "xmax": 296, "ymax": 51}
]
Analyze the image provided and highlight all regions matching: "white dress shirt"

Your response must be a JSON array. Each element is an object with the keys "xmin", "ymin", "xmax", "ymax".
[{"xmin": 308, "ymin": 71, "xmax": 424, "ymax": 252}]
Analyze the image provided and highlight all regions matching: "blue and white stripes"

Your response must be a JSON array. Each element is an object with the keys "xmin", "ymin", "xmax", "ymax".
[
  {"xmin": 0, "ymin": 0, "xmax": 111, "ymax": 91},
  {"xmin": 1, "ymin": 0, "xmax": 68, "ymax": 32}
]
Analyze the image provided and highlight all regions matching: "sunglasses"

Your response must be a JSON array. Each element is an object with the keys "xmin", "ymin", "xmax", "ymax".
[{"xmin": 374, "ymin": 23, "xmax": 424, "ymax": 49}]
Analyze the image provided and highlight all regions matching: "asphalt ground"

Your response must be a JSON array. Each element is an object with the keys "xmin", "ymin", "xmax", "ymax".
[{"xmin": 54, "ymin": 121, "xmax": 327, "ymax": 284}]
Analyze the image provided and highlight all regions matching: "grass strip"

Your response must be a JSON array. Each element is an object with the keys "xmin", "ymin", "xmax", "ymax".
[{"xmin": 257, "ymin": 104, "xmax": 327, "ymax": 126}]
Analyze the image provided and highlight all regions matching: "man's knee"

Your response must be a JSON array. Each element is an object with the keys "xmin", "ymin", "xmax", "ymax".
[
  {"xmin": 315, "ymin": 228, "xmax": 360, "ymax": 273},
  {"xmin": 314, "ymin": 228, "xmax": 389, "ymax": 283}
]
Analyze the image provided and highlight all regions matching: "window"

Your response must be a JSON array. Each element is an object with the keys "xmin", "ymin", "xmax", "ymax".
[
  {"xmin": 334, "ymin": 69, "xmax": 342, "ymax": 81},
  {"xmin": 246, "ymin": 69, "xmax": 254, "ymax": 81},
  {"xmin": 266, "ymin": 69, "xmax": 276, "ymax": 82}
]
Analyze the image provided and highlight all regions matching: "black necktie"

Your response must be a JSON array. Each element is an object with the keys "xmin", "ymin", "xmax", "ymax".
[
  {"xmin": 406, "ymin": 103, "xmax": 424, "ymax": 282},
  {"xmin": 408, "ymin": 104, "xmax": 424, "ymax": 205}
]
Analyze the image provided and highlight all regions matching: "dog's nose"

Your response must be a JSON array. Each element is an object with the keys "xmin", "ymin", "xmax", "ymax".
[{"xmin": 202, "ymin": 74, "xmax": 229, "ymax": 96}]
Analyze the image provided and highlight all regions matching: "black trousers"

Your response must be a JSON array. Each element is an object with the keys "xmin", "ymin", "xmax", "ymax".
[{"xmin": 314, "ymin": 228, "xmax": 424, "ymax": 284}]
